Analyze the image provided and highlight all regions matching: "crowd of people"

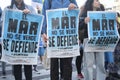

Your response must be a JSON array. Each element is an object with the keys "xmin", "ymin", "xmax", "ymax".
[{"xmin": 0, "ymin": 0, "xmax": 120, "ymax": 80}]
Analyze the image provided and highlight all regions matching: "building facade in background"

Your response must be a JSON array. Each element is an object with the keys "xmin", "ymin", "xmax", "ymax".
[{"xmin": 113, "ymin": 0, "xmax": 120, "ymax": 13}]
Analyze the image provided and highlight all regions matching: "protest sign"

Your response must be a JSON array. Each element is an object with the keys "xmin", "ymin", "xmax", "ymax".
[
  {"xmin": 1, "ymin": 9, "xmax": 43, "ymax": 64},
  {"xmin": 84, "ymin": 11, "xmax": 119, "ymax": 52},
  {"xmin": 32, "ymin": 0, "xmax": 43, "ymax": 12},
  {"xmin": 46, "ymin": 8, "xmax": 80, "ymax": 58},
  {"xmin": 32, "ymin": 0, "xmax": 42, "ymax": 3}
]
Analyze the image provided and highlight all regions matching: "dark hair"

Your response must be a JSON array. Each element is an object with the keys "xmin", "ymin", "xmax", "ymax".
[
  {"xmin": 9, "ymin": 0, "xmax": 25, "ymax": 10},
  {"xmin": 82, "ymin": 0, "xmax": 94, "ymax": 14},
  {"xmin": 81, "ymin": 0, "xmax": 104, "ymax": 16},
  {"xmin": 100, "ymin": 4, "xmax": 105, "ymax": 11},
  {"xmin": 117, "ymin": 12, "xmax": 120, "ymax": 17}
]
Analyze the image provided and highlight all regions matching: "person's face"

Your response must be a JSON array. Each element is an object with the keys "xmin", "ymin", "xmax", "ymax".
[
  {"xmin": 92, "ymin": 0, "xmax": 100, "ymax": 9},
  {"xmin": 15, "ymin": 0, "xmax": 23, "ymax": 4}
]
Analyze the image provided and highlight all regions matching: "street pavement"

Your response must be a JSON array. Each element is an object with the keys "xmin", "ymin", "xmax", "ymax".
[{"xmin": 0, "ymin": 58, "xmax": 79, "ymax": 80}]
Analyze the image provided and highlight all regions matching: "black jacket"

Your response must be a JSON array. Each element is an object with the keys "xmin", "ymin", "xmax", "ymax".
[{"xmin": 78, "ymin": 12, "xmax": 88, "ymax": 42}]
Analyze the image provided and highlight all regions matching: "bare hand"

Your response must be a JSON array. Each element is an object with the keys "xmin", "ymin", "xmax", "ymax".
[
  {"xmin": 42, "ymin": 33, "xmax": 48, "ymax": 43},
  {"xmin": 23, "ymin": 9, "xmax": 30, "ymax": 14},
  {"xmin": 84, "ymin": 17, "xmax": 90, "ymax": 24},
  {"xmin": 68, "ymin": 3, "xmax": 77, "ymax": 10}
]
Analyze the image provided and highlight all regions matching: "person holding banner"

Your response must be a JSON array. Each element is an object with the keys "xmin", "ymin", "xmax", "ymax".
[
  {"xmin": 6, "ymin": 0, "xmax": 36, "ymax": 80},
  {"xmin": 42, "ymin": 0, "xmax": 78, "ymax": 80},
  {"xmin": 0, "ymin": 7, "xmax": 2, "ymax": 59},
  {"xmin": 79, "ymin": 0, "xmax": 106, "ymax": 80},
  {"xmin": 75, "ymin": 6, "xmax": 86, "ymax": 80},
  {"xmin": 33, "ymin": 6, "xmax": 42, "ymax": 73},
  {"xmin": 33, "ymin": 37, "xmax": 46, "ymax": 72},
  {"xmin": 0, "ymin": 7, "xmax": 7, "ymax": 78},
  {"xmin": 0, "ymin": 7, "xmax": 2, "ymax": 34},
  {"xmin": 106, "ymin": 13, "xmax": 120, "ymax": 79}
]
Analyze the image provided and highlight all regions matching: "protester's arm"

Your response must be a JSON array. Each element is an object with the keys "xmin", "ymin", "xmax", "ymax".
[
  {"xmin": 68, "ymin": 3, "xmax": 77, "ymax": 10},
  {"xmin": 41, "ymin": 0, "xmax": 50, "ymax": 42},
  {"xmin": 42, "ymin": 0, "xmax": 50, "ymax": 34},
  {"xmin": 79, "ymin": 12, "xmax": 87, "ymax": 30},
  {"xmin": 70, "ymin": 0, "xmax": 78, "ymax": 7},
  {"xmin": 23, "ymin": 9, "xmax": 31, "ymax": 14},
  {"xmin": 68, "ymin": 0, "xmax": 78, "ymax": 10},
  {"xmin": 24, "ymin": 5, "xmax": 36, "ymax": 14}
]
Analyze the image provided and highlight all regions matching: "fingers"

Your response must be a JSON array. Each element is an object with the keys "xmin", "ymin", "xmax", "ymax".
[
  {"xmin": 68, "ymin": 3, "xmax": 77, "ymax": 10},
  {"xmin": 84, "ymin": 17, "xmax": 90, "ymax": 24},
  {"xmin": 23, "ymin": 9, "xmax": 31, "ymax": 14},
  {"xmin": 42, "ymin": 33, "xmax": 48, "ymax": 43}
]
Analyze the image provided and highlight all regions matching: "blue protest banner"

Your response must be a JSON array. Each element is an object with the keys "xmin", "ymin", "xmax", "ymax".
[
  {"xmin": 32, "ymin": 0, "xmax": 43, "ymax": 12},
  {"xmin": 1, "ymin": 9, "xmax": 43, "ymax": 64},
  {"xmin": 46, "ymin": 8, "xmax": 80, "ymax": 58},
  {"xmin": 32, "ymin": 0, "xmax": 42, "ymax": 3},
  {"xmin": 84, "ymin": 11, "xmax": 119, "ymax": 52}
]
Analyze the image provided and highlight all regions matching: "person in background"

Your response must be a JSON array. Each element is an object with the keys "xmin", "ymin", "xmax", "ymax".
[
  {"xmin": 38, "ymin": 37, "xmax": 46, "ymax": 64},
  {"xmin": 75, "ymin": 6, "xmax": 85, "ymax": 80},
  {"xmin": 42, "ymin": 0, "xmax": 78, "ymax": 80},
  {"xmin": 104, "ymin": 52, "xmax": 114, "ymax": 71},
  {"xmin": 36, "ymin": 6, "xmax": 44, "ymax": 65},
  {"xmin": 100, "ymin": 2, "xmax": 113, "ymax": 74},
  {"xmin": 36, "ymin": 5, "xmax": 41, "ymax": 14},
  {"xmin": 0, "ymin": 7, "xmax": 2, "ymax": 56},
  {"xmin": 106, "ymin": 12, "xmax": 120, "ymax": 79},
  {"xmin": 0, "ymin": 62, "xmax": 6, "ymax": 78},
  {"xmin": 79, "ymin": 0, "xmax": 106, "ymax": 80},
  {"xmin": 33, "ymin": 5, "xmax": 43, "ymax": 73},
  {"xmin": 75, "ymin": 43, "xmax": 84, "ymax": 79},
  {"xmin": 0, "ymin": 7, "xmax": 7, "ymax": 78},
  {"xmin": 33, "ymin": 37, "xmax": 46, "ymax": 72},
  {"xmin": 0, "ymin": 7, "xmax": 2, "ymax": 34},
  {"xmin": 5, "ymin": 0, "xmax": 36, "ymax": 80},
  {"xmin": 99, "ymin": 3, "xmax": 120, "ymax": 79}
]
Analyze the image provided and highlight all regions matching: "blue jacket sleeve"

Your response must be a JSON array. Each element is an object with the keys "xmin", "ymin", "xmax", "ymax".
[
  {"xmin": 41, "ymin": 0, "xmax": 50, "ymax": 34},
  {"xmin": 71, "ymin": 0, "xmax": 78, "ymax": 8}
]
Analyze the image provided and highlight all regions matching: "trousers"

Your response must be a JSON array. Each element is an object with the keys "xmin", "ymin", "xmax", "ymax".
[
  {"xmin": 13, "ymin": 65, "xmax": 32, "ymax": 80},
  {"xmin": 83, "ymin": 52, "xmax": 106, "ymax": 80},
  {"xmin": 50, "ymin": 58, "xmax": 72, "ymax": 80}
]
